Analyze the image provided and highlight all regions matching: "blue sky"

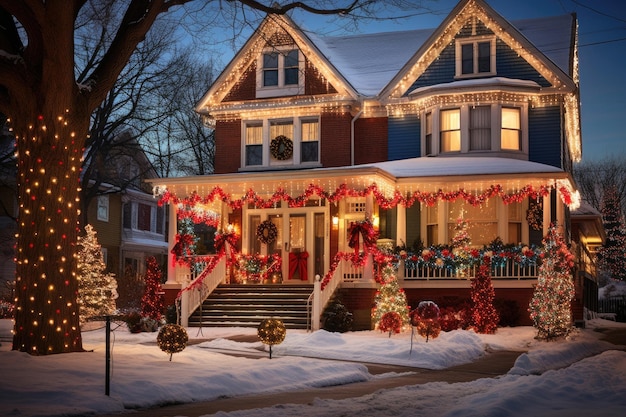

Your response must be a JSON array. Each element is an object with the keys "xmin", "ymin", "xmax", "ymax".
[{"xmin": 282, "ymin": 0, "xmax": 626, "ymax": 162}]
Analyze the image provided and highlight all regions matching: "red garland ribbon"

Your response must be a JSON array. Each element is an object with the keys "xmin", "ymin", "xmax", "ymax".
[
  {"xmin": 176, "ymin": 252, "xmax": 225, "ymax": 299},
  {"xmin": 288, "ymin": 251, "xmax": 308, "ymax": 280},
  {"xmin": 215, "ymin": 232, "xmax": 239, "ymax": 253},
  {"xmin": 171, "ymin": 233, "xmax": 195, "ymax": 266}
]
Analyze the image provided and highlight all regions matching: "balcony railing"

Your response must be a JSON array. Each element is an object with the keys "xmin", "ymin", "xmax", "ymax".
[{"xmin": 402, "ymin": 259, "xmax": 538, "ymax": 280}]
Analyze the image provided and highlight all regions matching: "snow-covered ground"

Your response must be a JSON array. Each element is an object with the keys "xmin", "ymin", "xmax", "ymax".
[{"xmin": 1, "ymin": 318, "xmax": 625, "ymax": 417}]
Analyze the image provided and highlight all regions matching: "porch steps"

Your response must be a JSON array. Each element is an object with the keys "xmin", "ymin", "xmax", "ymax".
[{"xmin": 188, "ymin": 284, "xmax": 314, "ymax": 329}]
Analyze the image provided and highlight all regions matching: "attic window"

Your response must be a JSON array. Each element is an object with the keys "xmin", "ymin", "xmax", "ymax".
[
  {"xmin": 455, "ymin": 36, "xmax": 496, "ymax": 78},
  {"xmin": 257, "ymin": 47, "xmax": 304, "ymax": 98}
]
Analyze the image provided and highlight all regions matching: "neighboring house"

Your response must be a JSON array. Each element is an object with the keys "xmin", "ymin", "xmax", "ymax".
[
  {"xmin": 84, "ymin": 131, "xmax": 168, "ymax": 307},
  {"xmin": 150, "ymin": 0, "xmax": 592, "ymax": 329}
]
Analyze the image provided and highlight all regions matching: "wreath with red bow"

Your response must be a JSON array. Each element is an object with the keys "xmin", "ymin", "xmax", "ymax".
[{"xmin": 348, "ymin": 219, "xmax": 378, "ymax": 253}]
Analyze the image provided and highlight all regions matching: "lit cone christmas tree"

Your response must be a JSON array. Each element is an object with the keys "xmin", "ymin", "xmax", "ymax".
[
  {"xmin": 372, "ymin": 261, "xmax": 410, "ymax": 336},
  {"xmin": 76, "ymin": 224, "xmax": 117, "ymax": 323},
  {"xmin": 141, "ymin": 256, "xmax": 165, "ymax": 329},
  {"xmin": 528, "ymin": 224, "xmax": 575, "ymax": 340},
  {"xmin": 470, "ymin": 256, "xmax": 499, "ymax": 334}
]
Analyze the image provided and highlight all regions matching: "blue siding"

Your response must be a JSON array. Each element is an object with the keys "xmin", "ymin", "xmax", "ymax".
[
  {"xmin": 528, "ymin": 106, "xmax": 562, "ymax": 168},
  {"xmin": 406, "ymin": 20, "xmax": 551, "ymax": 94},
  {"xmin": 388, "ymin": 115, "xmax": 420, "ymax": 160},
  {"xmin": 496, "ymin": 40, "xmax": 550, "ymax": 87}
]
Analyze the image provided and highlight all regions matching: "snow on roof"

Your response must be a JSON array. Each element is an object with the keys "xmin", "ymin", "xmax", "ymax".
[
  {"xmin": 308, "ymin": 14, "xmax": 573, "ymax": 97},
  {"xmin": 326, "ymin": 156, "xmax": 565, "ymax": 179}
]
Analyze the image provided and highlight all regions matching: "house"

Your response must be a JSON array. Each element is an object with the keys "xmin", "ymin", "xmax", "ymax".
[
  {"xmin": 83, "ymin": 131, "xmax": 168, "ymax": 310},
  {"xmin": 151, "ymin": 0, "xmax": 589, "ymax": 330}
]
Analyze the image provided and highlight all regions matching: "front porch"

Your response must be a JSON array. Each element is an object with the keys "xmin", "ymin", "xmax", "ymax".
[{"xmin": 166, "ymin": 244, "xmax": 541, "ymax": 330}]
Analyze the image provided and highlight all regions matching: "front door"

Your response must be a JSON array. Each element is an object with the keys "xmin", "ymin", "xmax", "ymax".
[{"xmin": 245, "ymin": 204, "xmax": 328, "ymax": 283}]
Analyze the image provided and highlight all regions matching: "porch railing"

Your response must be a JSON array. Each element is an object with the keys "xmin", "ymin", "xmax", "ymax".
[
  {"xmin": 402, "ymin": 259, "xmax": 538, "ymax": 280},
  {"xmin": 177, "ymin": 254, "xmax": 227, "ymax": 327}
]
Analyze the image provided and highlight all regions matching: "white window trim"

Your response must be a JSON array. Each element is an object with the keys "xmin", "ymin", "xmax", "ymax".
[
  {"xmin": 455, "ymin": 35, "xmax": 496, "ymax": 79},
  {"xmin": 256, "ymin": 47, "xmax": 305, "ymax": 98},
  {"xmin": 241, "ymin": 116, "xmax": 321, "ymax": 169},
  {"xmin": 422, "ymin": 103, "xmax": 528, "ymax": 157},
  {"xmin": 97, "ymin": 195, "xmax": 109, "ymax": 222}
]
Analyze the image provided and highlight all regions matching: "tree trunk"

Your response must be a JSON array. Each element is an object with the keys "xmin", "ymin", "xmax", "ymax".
[{"xmin": 12, "ymin": 106, "xmax": 88, "ymax": 354}]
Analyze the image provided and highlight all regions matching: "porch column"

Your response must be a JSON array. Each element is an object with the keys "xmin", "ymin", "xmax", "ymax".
[
  {"xmin": 543, "ymin": 193, "xmax": 552, "ymax": 236},
  {"xmin": 396, "ymin": 205, "xmax": 406, "ymax": 248},
  {"xmin": 166, "ymin": 202, "xmax": 178, "ymax": 285},
  {"xmin": 556, "ymin": 194, "xmax": 565, "ymax": 235},
  {"xmin": 363, "ymin": 194, "xmax": 374, "ymax": 281}
]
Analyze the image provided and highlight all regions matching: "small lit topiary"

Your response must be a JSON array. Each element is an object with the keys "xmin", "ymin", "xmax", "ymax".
[
  {"xmin": 157, "ymin": 324, "xmax": 188, "ymax": 361},
  {"xmin": 257, "ymin": 318, "xmax": 286, "ymax": 359}
]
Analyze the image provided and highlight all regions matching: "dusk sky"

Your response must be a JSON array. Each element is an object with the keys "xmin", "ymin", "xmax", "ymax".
[{"xmin": 213, "ymin": 0, "xmax": 625, "ymax": 163}]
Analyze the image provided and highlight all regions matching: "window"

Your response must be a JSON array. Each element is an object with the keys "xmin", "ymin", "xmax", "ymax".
[
  {"xmin": 262, "ymin": 52, "xmax": 279, "ymax": 87},
  {"xmin": 138, "ymin": 203, "xmax": 152, "ymax": 231},
  {"xmin": 423, "ymin": 104, "xmax": 526, "ymax": 156},
  {"xmin": 469, "ymin": 106, "xmax": 491, "ymax": 151},
  {"xmin": 301, "ymin": 119, "xmax": 319, "ymax": 163},
  {"xmin": 448, "ymin": 201, "xmax": 497, "ymax": 247},
  {"xmin": 262, "ymin": 50, "xmax": 299, "ymax": 87},
  {"xmin": 508, "ymin": 202, "xmax": 522, "ymax": 243},
  {"xmin": 501, "ymin": 107, "xmax": 521, "ymax": 150},
  {"xmin": 97, "ymin": 195, "xmax": 109, "ymax": 222},
  {"xmin": 426, "ymin": 204, "xmax": 439, "ymax": 246},
  {"xmin": 456, "ymin": 37, "xmax": 495, "ymax": 77},
  {"xmin": 242, "ymin": 117, "xmax": 320, "ymax": 168},
  {"xmin": 257, "ymin": 48, "xmax": 303, "ymax": 98},
  {"xmin": 425, "ymin": 112, "xmax": 433, "ymax": 155},
  {"xmin": 245, "ymin": 123, "xmax": 263, "ymax": 166},
  {"xmin": 440, "ymin": 109, "xmax": 461, "ymax": 152}
]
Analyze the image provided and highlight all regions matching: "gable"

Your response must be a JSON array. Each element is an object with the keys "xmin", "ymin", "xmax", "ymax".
[
  {"xmin": 196, "ymin": 15, "xmax": 357, "ymax": 115},
  {"xmin": 382, "ymin": 0, "xmax": 576, "ymax": 100}
]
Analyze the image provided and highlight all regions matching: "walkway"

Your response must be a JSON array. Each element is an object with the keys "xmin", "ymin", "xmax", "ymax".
[{"xmin": 98, "ymin": 338, "xmax": 522, "ymax": 417}]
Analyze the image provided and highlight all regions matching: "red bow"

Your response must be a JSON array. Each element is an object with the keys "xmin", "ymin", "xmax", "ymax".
[{"xmin": 288, "ymin": 251, "xmax": 308, "ymax": 280}]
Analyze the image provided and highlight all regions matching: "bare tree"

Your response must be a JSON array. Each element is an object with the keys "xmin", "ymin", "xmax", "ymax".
[
  {"xmin": 144, "ymin": 51, "xmax": 216, "ymax": 177},
  {"xmin": 573, "ymin": 155, "xmax": 626, "ymax": 217},
  {"xmin": 0, "ymin": 0, "xmax": 420, "ymax": 355}
]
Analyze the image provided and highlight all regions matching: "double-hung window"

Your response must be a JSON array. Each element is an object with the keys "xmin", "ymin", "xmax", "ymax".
[
  {"xmin": 258, "ymin": 48, "xmax": 303, "ymax": 98},
  {"xmin": 456, "ymin": 37, "xmax": 495, "ymax": 77},
  {"xmin": 440, "ymin": 109, "xmax": 461, "ymax": 152},
  {"xmin": 245, "ymin": 123, "xmax": 263, "ymax": 166},
  {"xmin": 501, "ymin": 107, "xmax": 521, "ymax": 150},
  {"xmin": 300, "ymin": 119, "xmax": 319, "ymax": 163},
  {"xmin": 424, "ymin": 112, "xmax": 433, "ymax": 155},
  {"xmin": 243, "ymin": 117, "xmax": 320, "ymax": 168},
  {"xmin": 469, "ymin": 106, "xmax": 491, "ymax": 151}
]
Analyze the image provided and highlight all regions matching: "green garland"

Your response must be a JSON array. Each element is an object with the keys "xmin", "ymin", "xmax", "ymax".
[{"xmin": 270, "ymin": 135, "xmax": 293, "ymax": 160}]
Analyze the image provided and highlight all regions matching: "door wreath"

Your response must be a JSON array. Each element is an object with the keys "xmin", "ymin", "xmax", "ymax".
[
  {"xmin": 270, "ymin": 135, "xmax": 293, "ymax": 160},
  {"xmin": 256, "ymin": 220, "xmax": 278, "ymax": 244}
]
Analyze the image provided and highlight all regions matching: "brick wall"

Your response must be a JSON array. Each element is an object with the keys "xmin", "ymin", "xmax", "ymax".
[
  {"xmin": 223, "ymin": 63, "xmax": 256, "ymax": 102},
  {"xmin": 354, "ymin": 117, "xmax": 388, "ymax": 164},
  {"xmin": 214, "ymin": 120, "xmax": 241, "ymax": 174},
  {"xmin": 320, "ymin": 112, "xmax": 352, "ymax": 167}
]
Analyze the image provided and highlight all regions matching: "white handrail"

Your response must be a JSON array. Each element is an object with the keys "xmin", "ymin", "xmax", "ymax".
[{"xmin": 179, "ymin": 254, "xmax": 227, "ymax": 326}]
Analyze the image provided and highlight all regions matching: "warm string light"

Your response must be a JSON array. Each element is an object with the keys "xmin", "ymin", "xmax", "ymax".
[{"xmin": 12, "ymin": 110, "xmax": 84, "ymax": 353}]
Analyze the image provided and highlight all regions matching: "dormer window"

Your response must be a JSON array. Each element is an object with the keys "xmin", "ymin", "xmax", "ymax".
[
  {"xmin": 257, "ymin": 48, "xmax": 304, "ymax": 98},
  {"xmin": 455, "ymin": 36, "xmax": 496, "ymax": 78}
]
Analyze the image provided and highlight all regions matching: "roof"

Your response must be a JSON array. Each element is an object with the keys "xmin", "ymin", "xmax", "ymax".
[{"xmin": 308, "ymin": 13, "xmax": 574, "ymax": 97}]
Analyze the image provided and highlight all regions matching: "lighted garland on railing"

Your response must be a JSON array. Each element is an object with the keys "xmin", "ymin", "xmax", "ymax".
[
  {"xmin": 176, "ymin": 252, "xmax": 226, "ymax": 299},
  {"xmin": 155, "ymin": 181, "xmax": 577, "ymax": 212}
]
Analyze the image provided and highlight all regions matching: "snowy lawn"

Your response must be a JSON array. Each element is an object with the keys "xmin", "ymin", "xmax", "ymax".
[{"xmin": 1, "ymin": 318, "xmax": 625, "ymax": 417}]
